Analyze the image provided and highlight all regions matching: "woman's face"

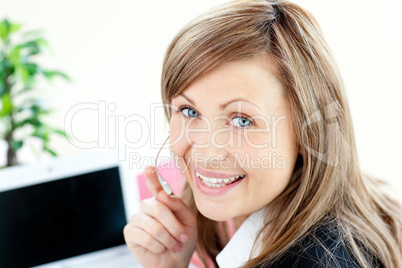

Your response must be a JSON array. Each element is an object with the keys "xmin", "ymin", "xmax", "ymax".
[{"xmin": 170, "ymin": 55, "xmax": 300, "ymax": 222}]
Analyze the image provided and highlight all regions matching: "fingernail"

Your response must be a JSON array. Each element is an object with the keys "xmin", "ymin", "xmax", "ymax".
[
  {"xmin": 145, "ymin": 166, "xmax": 155, "ymax": 173},
  {"xmin": 179, "ymin": 232, "xmax": 188, "ymax": 242},
  {"xmin": 172, "ymin": 243, "xmax": 181, "ymax": 253}
]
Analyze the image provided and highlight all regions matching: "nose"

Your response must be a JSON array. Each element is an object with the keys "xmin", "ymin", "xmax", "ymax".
[{"xmin": 186, "ymin": 119, "xmax": 231, "ymax": 168}]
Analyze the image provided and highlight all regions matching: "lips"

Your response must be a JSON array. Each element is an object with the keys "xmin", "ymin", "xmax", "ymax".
[
  {"xmin": 193, "ymin": 164, "xmax": 245, "ymax": 179},
  {"xmin": 193, "ymin": 168, "xmax": 246, "ymax": 196},
  {"xmin": 193, "ymin": 164, "xmax": 246, "ymax": 189},
  {"xmin": 196, "ymin": 171, "xmax": 245, "ymax": 186}
]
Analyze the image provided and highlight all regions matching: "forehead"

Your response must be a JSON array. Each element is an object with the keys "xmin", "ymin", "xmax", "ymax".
[{"xmin": 174, "ymin": 55, "xmax": 284, "ymax": 106}]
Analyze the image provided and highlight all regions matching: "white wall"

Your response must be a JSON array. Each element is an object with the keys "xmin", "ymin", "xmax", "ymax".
[{"xmin": 1, "ymin": 0, "xmax": 401, "ymax": 199}]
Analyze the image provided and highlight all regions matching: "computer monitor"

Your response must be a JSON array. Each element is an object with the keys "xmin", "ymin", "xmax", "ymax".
[{"xmin": 0, "ymin": 149, "xmax": 140, "ymax": 268}]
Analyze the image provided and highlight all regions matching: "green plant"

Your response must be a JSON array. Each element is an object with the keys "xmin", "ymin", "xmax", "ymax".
[{"xmin": 0, "ymin": 18, "xmax": 69, "ymax": 167}]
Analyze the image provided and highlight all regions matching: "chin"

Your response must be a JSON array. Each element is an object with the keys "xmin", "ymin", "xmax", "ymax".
[{"xmin": 193, "ymin": 195, "xmax": 233, "ymax": 221}]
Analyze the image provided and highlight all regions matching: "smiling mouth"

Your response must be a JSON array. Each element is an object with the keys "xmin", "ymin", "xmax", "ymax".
[{"xmin": 195, "ymin": 171, "xmax": 246, "ymax": 188}]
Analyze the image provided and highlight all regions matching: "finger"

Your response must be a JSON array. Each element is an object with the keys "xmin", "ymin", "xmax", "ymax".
[
  {"xmin": 157, "ymin": 190, "xmax": 197, "ymax": 229},
  {"xmin": 137, "ymin": 212, "xmax": 181, "ymax": 250},
  {"xmin": 140, "ymin": 198, "xmax": 187, "ymax": 243},
  {"xmin": 124, "ymin": 223, "xmax": 166, "ymax": 254},
  {"xmin": 144, "ymin": 166, "xmax": 164, "ymax": 197}
]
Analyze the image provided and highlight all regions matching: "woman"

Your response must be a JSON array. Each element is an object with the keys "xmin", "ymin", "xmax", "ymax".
[{"xmin": 123, "ymin": 0, "xmax": 402, "ymax": 267}]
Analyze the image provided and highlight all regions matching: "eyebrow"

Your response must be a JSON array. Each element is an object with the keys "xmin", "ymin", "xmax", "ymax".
[
  {"xmin": 179, "ymin": 93, "xmax": 196, "ymax": 107},
  {"xmin": 180, "ymin": 92, "xmax": 261, "ymax": 111},
  {"xmin": 220, "ymin": 98, "xmax": 262, "ymax": 110}
]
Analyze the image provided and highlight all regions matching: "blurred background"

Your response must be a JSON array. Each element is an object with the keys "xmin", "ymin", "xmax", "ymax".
[{"xmin": 1, "ymin": 0, "xmax": 401, "ymax": 199}]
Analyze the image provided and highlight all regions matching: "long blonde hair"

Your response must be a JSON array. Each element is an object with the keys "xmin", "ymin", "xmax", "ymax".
[{"xmin": 161, "ymin": 0, "xmax": 402, "ymax": 267}]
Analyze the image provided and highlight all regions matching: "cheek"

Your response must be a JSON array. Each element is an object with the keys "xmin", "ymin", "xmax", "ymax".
[
  {"xmin": 169, "ymin": 115, "xmax": 188, "ymax": 157},
  {"xmin": 232, "ymin": 126, "xmax": 295, "ymax": 181},
  {"xmin": 231, "ymin": 132, "xmax": 271, "ymax": 169},
  {"xmin": 170, "ymin": 114, "xmax": 192, "ymax": 176}
]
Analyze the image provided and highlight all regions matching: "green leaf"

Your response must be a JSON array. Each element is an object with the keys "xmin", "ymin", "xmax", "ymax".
[
  {"xmin": 17, "ymin": 41, "xmax": 40, "ymax": 56},
  {"xmin": 43, "ymin": 146, "xmax": 57, "ymax": 156},
  {"xmin": 0, "ymin": 19, "xmax": 22, "ymax": 42},
  {"xmin": 9, "ymin": 46, "xmax": 21, "ymax": 66},
  {"xmin": 0, "ymin": 79, "xmax": 5, "ymax": 97},
  {"xmin": 22, "ymin": 63, "xmax": 39, "ymax": 78},
  {"xmin": 32, "ymin": 124, "xmax": 50, "ymax": 143},
  {"xmin": 0, "ymin": 83, "xmax": 5, "ymax": 96},
  {"xmin": 15, "ymin": 103, "xmax": 51, "ymax": 116},
  {"xmin": 16, "ymin": 64, "xmax": 30, "ymax": 85},
  {"xmin": 0, "ymin": 60, "xmax": 5, "ymax": 96},
  {"xmin": 11, "ymin": 139, "xmax": 23, "ymax": 152},
  {"xmin": 0, "ymin": 93, "xmax": 12, "ymax": 117},
  {"xmin": 30, "ymin": 38, "xmax": 48, "ymax": 48},
  {"xmin": 39, "ymin": 69, "xmax": 71, "ymax": 81},
  {"xmin": 22, "ymin": 29, "xmax": 44, "ymax": 38},
  {"xmin": 18, "ymin": 38, "xmax": 49, "ymax": 56},
  {"xmin": 10, "ymin": 23, "xmax": 22, "ymax": 33},
  {"xmin": 0, "ymin": 19, "xmax": 11, "ymax": 43},
  {"xmin": 53, "ymin": 129, "xmax": 66, "ymax": 137},
  {"xmin": 14, "ymin": 117, "xmax": 42, "ymax": 128},
  {"xmin": 12, "ymin": 85, "xmax": 33, "ymax": 96}
]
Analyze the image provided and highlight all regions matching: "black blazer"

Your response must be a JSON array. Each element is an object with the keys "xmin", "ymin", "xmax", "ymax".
[{"xmin": 256, "ymin": 223, "xmax": 383, "ymax": 268}]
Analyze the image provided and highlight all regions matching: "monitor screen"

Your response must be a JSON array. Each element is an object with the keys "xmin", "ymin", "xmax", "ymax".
[{"xmin": 0, "ymin": 167, "xmax": 127, "ymax": 268}]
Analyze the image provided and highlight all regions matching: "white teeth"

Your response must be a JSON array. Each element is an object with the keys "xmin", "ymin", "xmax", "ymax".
[
  {"xmin": 196, "ymin": 171, "xmax": 245, "ymax": 188},
  {"xmin": 203, "ymin": 181, "xmax": 225, "ymax": 188}
]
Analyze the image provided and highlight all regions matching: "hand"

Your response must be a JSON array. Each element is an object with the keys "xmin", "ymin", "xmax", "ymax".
[{"xmin": 123, "ymin": 166, "xmax": 198, "ymax": 268}]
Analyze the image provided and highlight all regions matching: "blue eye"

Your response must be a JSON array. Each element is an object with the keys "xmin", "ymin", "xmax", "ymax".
[
  {"xmin": 177, "ymin": 106, "xmax": 200, "ymax": 118},
  {"xmin": 231, "ymin": 116, "xmax": 252, "ymax": 128}
]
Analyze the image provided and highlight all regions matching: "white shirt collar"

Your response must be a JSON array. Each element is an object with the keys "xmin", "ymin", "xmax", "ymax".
[{"xmin": 216, "ymin": 207, "xmax": 267, "ymax": 268}]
